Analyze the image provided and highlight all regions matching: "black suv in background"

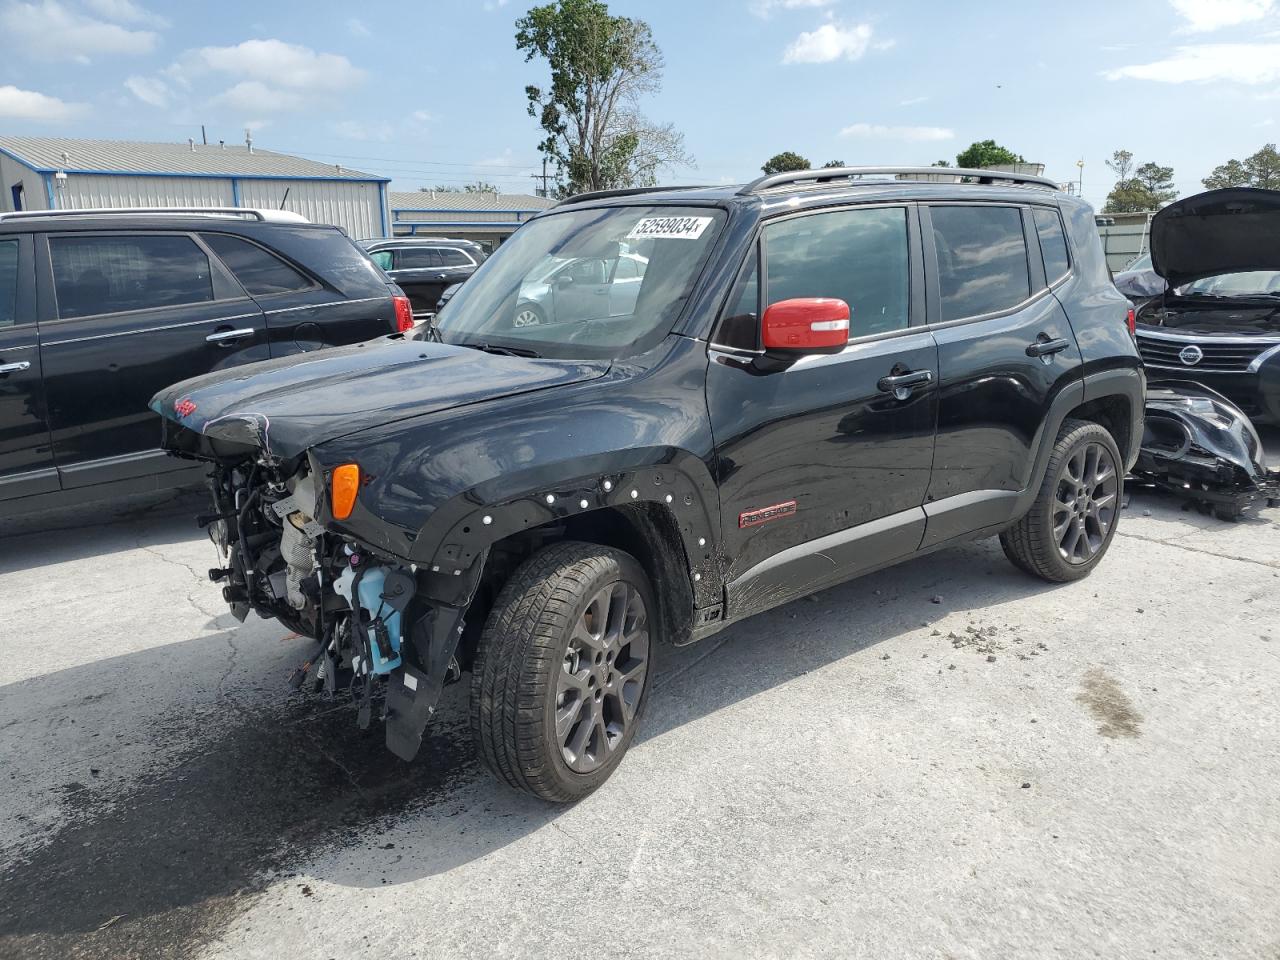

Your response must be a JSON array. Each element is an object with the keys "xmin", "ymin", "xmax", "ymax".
[
  {"xmin": 154, "ymin": 168, "xmax": 1143, "ymax": 802},
  {"xmin": 360, "ymin": 237, "xmax": 486, "ymax": 315},
  {"xmin": 0, "ymin": 208, "xmax": 412, "ymax": 517}
]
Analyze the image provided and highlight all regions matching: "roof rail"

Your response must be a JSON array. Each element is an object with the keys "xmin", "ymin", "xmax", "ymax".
[
  {"xmin": 738, "ymin": 166, "xmax": 1059, "ymax": 196},
  {"xmin": 554, "ymin": 185, "xmax": 715, "ymax": 207},
  {"xmin": 0, "ymin": 206, "xmax": 310, "ymax": 223}
]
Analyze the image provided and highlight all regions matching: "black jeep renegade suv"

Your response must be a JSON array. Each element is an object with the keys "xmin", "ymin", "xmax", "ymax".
[{"xmin": 152, "ymin": 167, "xmax": 1144, "ymax": 802}]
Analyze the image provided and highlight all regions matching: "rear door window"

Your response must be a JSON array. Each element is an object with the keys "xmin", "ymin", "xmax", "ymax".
[
  {"xmin": 49, "ymin": 234, "xmax": 214, "ymax": 319},
  {"xmin": 764, "ymin": 206, "xmax": 910, "ymax": 338},
  {"xmin": 201, "ymin": 233, "xmax": 313, "ymax": 296},
  {"xmin": 0, "ymin": 239, "xmax": 18, "ymax": 328},
  {"xmin": 397, "ymin": 247, "xmax": 441, "ymax": 269},
  {"xmin": 1032, "ymin": 208, "xmax": 1071, "ymax": 284},
  {"xmin": 929, "ymin": 206, "xmax": 1030, "ymax": 321}
]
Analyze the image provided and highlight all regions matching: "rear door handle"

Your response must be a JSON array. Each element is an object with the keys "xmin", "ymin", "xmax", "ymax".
[
  {"xmin": 877, "ymin": 369, "xmax": 933, "ymax": 399},
  {"xmin": 0, "ymin": 361, "xmax": 31, "ymax": 375},
  {"xmin": 206, "ymin": 327, "xmax": 255, "ymax": 345},
  {"xmin": 1026, "ymin": 336, "xmax": 1071, "ymax": 358}
]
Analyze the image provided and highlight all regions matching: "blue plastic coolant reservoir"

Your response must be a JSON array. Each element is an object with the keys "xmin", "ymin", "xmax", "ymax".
[{"xmin": 336, "ymin": 565, "xmax": 403, "ymax": 674}]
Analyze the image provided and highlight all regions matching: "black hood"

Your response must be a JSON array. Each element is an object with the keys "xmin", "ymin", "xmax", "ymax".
[
  {"xmin": 1151, "ymin": 187, "xmax": 1280, "ymax": 288},
  {"xmin": 150, "ymin": 337, "xmax": 609, "ymax": 459}
]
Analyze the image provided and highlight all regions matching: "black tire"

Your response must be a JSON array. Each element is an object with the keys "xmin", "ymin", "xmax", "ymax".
[
  {"xmin": 1001, "ymin": 418, "xmax": 1124, "ymax": 583},
  {"xmin": 471, "ymin": 541, "xmax": 656, "ymax": 802}
]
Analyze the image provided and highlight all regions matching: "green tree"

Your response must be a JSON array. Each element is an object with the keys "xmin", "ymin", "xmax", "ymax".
[
  {"xmin": 1202, "ymin": 158, "xmax": 1250, "ymax": 190},
  {"xmin": 1105, "ymin": 149, "xmax": 1134, "ymax": 183},
  {"xmin": 761, "ymin": 151, "xmax": 810, "ymax": 175},
  {"xmin": 1134, "ymin": 162, "xmax": 1177, "ymax": 205},
  {"xmin": 423, "ymin": 181, "xmax": 501, "ymax": 193},
  {"xmin": 821, "ymin": 159, "xmax": 845, "ymax": 168},
  {"xmin": 1102, "ymin": 149, "xmax": 1177, "ymax": 213},
  {"xmin": 516, "ymin": 0, "xmax": 691, "ymax": 196},
  {"xmin": 931, "ymin": 159, "xmax": 951, "ymax": 167},
  {"xmin": 955, "ymin": 139, "xmax": 1023, "ymax": 169},
  {"xmin": 1203, "ymin": 144, "xmax": 1280, "ymax": 190}
]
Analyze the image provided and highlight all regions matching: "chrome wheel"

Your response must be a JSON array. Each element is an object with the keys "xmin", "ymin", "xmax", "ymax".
[
  {"xmin": 1053, "ymin": 441, "xmax": 1118, "ymax": 564},
  {"xmin": 513, "ymin": 306, "xmax": 542, "ymax": 327},
  {"xmin": 555, "ymin": 581, "xmax": 650, "ymax": 774}
]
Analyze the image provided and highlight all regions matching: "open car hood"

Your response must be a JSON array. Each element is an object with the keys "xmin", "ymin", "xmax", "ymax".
[
  {"xmin": 150, "ymin": 337, "xmax": 609, "ymax": 460},
  {"xmin": 1151, "ymin": 187, "xmax": 1280, "ymax": 288}
]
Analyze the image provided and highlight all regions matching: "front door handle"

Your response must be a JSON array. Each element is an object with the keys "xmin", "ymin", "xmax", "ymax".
[
  {"xmin": 1026, "ymin": 336, "xmax": 1071, "ymax": 358},
  {"xmin": 877, "ymin": 369, "xmax": 933, "ymax": 400},
  {"xmin": 0, "ymin": 360, "xmax": 31, "ymax": 375},
  {"xmin": 206, "ymin": 327, "xmax": 256, "ymax": 345}
]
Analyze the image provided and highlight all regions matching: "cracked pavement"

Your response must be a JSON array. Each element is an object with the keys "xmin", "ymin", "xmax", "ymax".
[{"xmin": 2, "ymin": 450, "xmax": 1279, "ymax": 960}]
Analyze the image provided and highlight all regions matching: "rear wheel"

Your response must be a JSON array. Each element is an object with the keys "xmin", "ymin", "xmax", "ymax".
[
  {"xmin": 471, "ymin": 541, "xmax": 654, "ymax": 802},
  {"xmin": 1001, "ymin": 419, "xmax": 1123, "ymax": 582}
]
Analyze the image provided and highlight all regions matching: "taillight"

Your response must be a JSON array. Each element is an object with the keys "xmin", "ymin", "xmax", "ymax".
[
  {"xmin": 331, "ymin": 463, "xmax": 360, "ymax": 520},
  {"xmin": 393, "ymin": 295, "xmax": 413, "ymax": 333},
  {"xmin": 1126, "ymin": 307, "xmax": 1136, "ymax": 338}
]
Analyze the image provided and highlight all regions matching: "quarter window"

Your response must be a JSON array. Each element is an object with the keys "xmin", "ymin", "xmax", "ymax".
[
  {"xmin": 201, "ymin": 233, "xmax": 313, "ymax": 296},
  {"xmin": 1032, "ymin": 208, "xmax": 1071, "ymax": 284},
  {"xmin": 929, "ymin": 206, "xmax": 1030, "ymax": 321},
  {"xmin": 0, "ymin": 239, "xmax": 18, "ymax": 328},
  {"xmin": 764, "ymin": 207, "xmax": 910, "ymax": 338},
  {"xmin": 437, "ymin": 248, "xmax": 473, "ymax": 267},
  {"xmin": 50, "ymin": 234, "xmax": 214, "ymax": 319}
]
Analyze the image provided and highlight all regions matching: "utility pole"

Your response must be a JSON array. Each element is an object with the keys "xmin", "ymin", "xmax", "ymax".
[
  {"xmin": 531, "ymin": 157, "xmax": 553, "ymax": 198},
  {"xmin": 1076, "ymin": 158, "xmax": 1085, "ymax": 199}
]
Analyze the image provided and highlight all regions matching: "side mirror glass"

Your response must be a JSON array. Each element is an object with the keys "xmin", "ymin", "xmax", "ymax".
[{"xmin": 761, "ymin": 298, "xmax": 850, "ymax": 355}]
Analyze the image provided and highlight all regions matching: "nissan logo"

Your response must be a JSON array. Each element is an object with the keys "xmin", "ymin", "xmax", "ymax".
[{"xmin": 1179, "ymin": 344, "xmax": 1204, "ymax": 366}]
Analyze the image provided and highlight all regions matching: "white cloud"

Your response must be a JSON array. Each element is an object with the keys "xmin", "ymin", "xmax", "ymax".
[
  {"xmin": 1105, "ymin": 42, "xmax": 1280, "ymax": 83},
  {"xmin": 1171, "ymin": 0, "xmax": 1274, "ymax": 32},
  {"xmin": 346, "ymin": 16, "xmax": 370, "ymax": 36},
  {"xmin": 751, "ymin": 0, "xmax": 835, "ymax": 17},
  {"xmin": 0, "ymin": 84, "xmax": 84, "ymax": 120},
  {"xmin": 899, "ymin": 95, "xmax": 929, "ymax": 106},
  {"xmin": 333, "ymin": 119, "xmax": 395, "ymax": 142},
  {"xmin": 782, "ymin": 22, "xmax": 877, "ymax": 63},
  {"xmin": 839, "ymin": 122, "xmax": 954, "ymax": 141},
  {"xmin": 167, "ymin": 39, "xmax": 364, "ymax": 114},
  {"xmin": 124, "ymin": 74, "xmax": 168, "ymax": 107},
  {"xmin": 482, "ymin": 0, "xmax": 509, "ymax": 9},
  {"xmin": 84, "ymin": 0, "xmax": 166, "ymax": 25},
  {"xmin": 0, "ymin": 0, "xmax": 158, "ymax": 61}
]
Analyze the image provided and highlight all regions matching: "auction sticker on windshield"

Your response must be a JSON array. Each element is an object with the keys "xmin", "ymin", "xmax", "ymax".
[{"xmin": 627, "ymin": 216, "xmax": 714, "ymax": 240}]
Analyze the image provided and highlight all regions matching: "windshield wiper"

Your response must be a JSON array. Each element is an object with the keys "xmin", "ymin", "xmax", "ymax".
[{"xmin": 458, "ymin": 340, "xmax": 541, "ymax": 359}]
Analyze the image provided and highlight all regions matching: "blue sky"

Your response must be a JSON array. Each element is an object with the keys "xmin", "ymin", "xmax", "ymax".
[{"xmin": 0, "ymin": 0, "xmax": 1278, "ymax": 208}]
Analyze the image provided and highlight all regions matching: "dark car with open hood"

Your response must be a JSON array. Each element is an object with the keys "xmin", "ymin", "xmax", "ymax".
[
  {"xmin": 1134, "ymin": 188, "xmax": 1280, "ymax": 424},
  {"xmin": 151, "ymin": 168, "xmax": 1143, "ymax": 801}
]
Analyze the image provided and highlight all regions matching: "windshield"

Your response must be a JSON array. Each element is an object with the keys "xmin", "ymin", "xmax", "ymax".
[
  {"xmin": 1180, "ymin": 271, "xmax": 1280, "ymax": 298},
  {"xmin": 1124, "ymin": 253, "xmax": 1151, "ymax": 273},
  {"xmin": 432, "ymin": 205, "xmax": 726, "ymax": 359}
]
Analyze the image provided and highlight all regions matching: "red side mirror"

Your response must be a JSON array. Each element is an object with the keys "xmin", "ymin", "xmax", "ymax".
[{"xmin": 761, "ymin": 298, "xmax": 850, "ymax": 354}]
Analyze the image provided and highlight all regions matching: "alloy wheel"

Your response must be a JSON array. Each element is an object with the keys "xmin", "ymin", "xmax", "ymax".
[
  {"xmin": 554, "ymin": 581, "xmax": 650, "ymax": 774},
  {"xmin": 1053, "ymin": 441, "xmax": 1118, "ymax": 564},
  {"xmin": 513, "ymin": 308, "xmax": 541, "ymax": 327}
]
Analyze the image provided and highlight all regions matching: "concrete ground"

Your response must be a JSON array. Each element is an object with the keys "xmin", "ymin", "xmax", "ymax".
[{"xmin": 1, "ymin": 452, "xmax": 1278, "ymax": 960}]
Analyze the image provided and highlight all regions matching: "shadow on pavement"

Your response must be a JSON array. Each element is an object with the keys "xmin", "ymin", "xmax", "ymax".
[{"xmin": 0, "ymin": 503, "xmax": 1066, "ymax": 960}]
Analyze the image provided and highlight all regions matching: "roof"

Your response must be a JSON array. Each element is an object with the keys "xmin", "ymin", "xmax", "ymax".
[
  {"xmin": 388, "ymin": 190, "xmax": 554, "ymax": 212},
  {"xmin": 0, "ymin": 136, "xmax": 387, "ymax": 182}
]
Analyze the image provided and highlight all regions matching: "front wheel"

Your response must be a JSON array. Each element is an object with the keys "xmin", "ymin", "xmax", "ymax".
[
  {"xmin": 471, "ymin": 541, "xmax": 655, "ymax": 802},
  {"xmin": 1001, "ymin": 418, "xmax": 1123, "ymax": 583}
]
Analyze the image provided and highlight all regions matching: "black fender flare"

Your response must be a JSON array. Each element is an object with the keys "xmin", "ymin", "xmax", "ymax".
[{"xmin": 406, "ymin": 447, "xmax": 725, "ymax": 610}]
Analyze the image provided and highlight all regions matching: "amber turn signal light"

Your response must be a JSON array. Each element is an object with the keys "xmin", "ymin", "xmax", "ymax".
[{"xmin": 331, "ymin": 463, "xmax": 360, "ymax": 520}]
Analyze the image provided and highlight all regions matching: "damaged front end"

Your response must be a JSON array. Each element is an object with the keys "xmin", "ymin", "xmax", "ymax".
[
  {"xmin": 181, "ymin": 423, "xmax": 475, "ymax": 762},
  {"xmin": 1133, "ymin": 380, "xmax": 1280, "ymax": 520}
]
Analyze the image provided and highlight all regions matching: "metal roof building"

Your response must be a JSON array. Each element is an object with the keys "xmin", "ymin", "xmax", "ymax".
[
  {"xmin": 0, "ymin": 136, "xmax": 391, "ymax": 238},
  {"xmin": 388, "ymin": 190, "xmax": 553, "ymax": 247}
]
